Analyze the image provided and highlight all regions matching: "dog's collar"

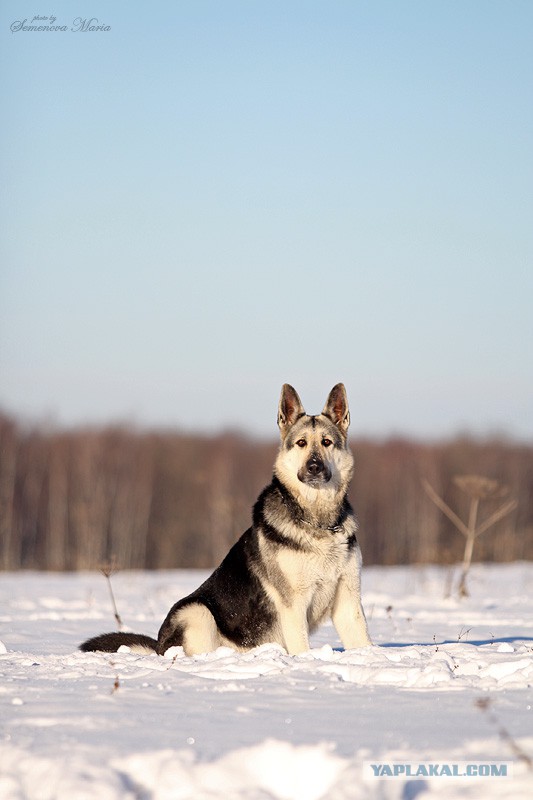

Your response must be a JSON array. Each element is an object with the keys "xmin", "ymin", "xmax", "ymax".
[{"xmin": 299, "ymin": 517, "xmax": 343, "ymax": 534}]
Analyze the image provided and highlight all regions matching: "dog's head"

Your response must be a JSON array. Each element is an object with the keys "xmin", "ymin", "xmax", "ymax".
[{"xmin": 274, "ymin": 383, "xmax": 354, "ymax": 495}]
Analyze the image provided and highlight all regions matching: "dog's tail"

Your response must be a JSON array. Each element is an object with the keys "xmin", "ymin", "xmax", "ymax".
[{"xmin": 80, "ymin": 632, "xmax": 159, "ymax": 655}]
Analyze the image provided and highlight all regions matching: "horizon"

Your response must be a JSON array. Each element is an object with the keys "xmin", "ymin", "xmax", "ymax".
[{"xmin": 1, "ymin": 404, "xmax": 530, "ymax": 448}]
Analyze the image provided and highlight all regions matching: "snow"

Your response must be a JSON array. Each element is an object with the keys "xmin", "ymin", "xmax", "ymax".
[{"xmin": 1, "ymin": 563, "xmax": 532, "ymax": 799}]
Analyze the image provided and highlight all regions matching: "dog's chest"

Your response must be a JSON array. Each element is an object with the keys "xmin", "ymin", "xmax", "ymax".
[{"xmin": 276, "ymin": 536, "xmax": 348, "ymax": 602}]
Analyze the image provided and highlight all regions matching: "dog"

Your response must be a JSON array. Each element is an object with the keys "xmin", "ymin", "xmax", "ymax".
[{"xmin": 80, "ymin": 383, "xmax": 371, "ymax": 657}]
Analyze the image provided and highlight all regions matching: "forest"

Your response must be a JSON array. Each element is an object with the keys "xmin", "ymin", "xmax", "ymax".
[{"xmin": 1, "ymin": 411, "xmax": 532, "ymax": 572}]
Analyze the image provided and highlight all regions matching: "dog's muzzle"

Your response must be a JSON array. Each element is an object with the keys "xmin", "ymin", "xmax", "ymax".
[{"xmin": 298, "ymin": 454, "xmax": 332, "ymax": 485}]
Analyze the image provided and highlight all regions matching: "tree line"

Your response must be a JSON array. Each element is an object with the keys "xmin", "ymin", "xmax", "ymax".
[{"xmin": 1, "ymin": 411, "xmax": 531, "ymax": 571}]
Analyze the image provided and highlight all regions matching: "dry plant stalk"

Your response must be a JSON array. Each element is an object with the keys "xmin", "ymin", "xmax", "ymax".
[
  {"xmin": 100, "ymin": 558, "xmax": 123, "ymax": 630},
  {"xmin": 475, "ymin": 698, "xmax": 532, "ymax": 770},
  {"xmin": 108, "ymin": 659, "xmax": 121, "ymax": 695},
  {"xmin": 422, "ymin": 475, "xmax": 517, "ymax": 597}
]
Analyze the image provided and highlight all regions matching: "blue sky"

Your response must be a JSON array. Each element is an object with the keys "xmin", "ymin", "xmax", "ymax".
[{"xmin": 1, "ymin": 1, "xmax": 532, "ymax": 439}]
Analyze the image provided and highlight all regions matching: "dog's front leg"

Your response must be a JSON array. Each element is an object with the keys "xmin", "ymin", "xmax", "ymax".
[
  {"xmin": 278, "ymin": 605, "xmax": 310, "ymax": 655},
  {"xmin": 331, "ymin": 576, "xmax": 371, "ymax": 648}
]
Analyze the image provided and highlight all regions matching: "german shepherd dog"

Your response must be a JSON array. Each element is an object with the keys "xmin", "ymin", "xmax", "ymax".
[{"xmin": 80, "ymin": 384, "xmax": 371, "ymax": 656}]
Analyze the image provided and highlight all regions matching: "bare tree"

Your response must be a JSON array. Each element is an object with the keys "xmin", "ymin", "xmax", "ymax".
[{"xmin": 0, "ymin": 416, "xmax": 18, "ymax": 569}]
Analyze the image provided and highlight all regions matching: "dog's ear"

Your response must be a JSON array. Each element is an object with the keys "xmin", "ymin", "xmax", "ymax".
[
  {"xmin": 278, "ymin": 384, "xmax": 305, "ymax": 438},
  {"xmin": 322, "ymin": 383, "xmax": 350, "ymax": 435}
]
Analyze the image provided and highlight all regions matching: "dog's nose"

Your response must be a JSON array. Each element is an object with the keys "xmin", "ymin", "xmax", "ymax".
[{"xmin": 306, "ymin": 456, "xmax": 324, "ymax": 476}]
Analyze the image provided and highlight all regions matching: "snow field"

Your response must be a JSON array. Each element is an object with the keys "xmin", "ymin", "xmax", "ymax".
[{"xmin": 1, "ymin": 563, "xmax": 532, "ymax": 799}]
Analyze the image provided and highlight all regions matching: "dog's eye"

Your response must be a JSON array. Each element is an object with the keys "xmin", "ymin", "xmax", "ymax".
[
  {"xmin": 296, "ymin": 439, "xmax": 307, "ymax": 448},
  {"xmin": 322, "ymin": 438, "xmax": 332, "ymax": 447}
]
